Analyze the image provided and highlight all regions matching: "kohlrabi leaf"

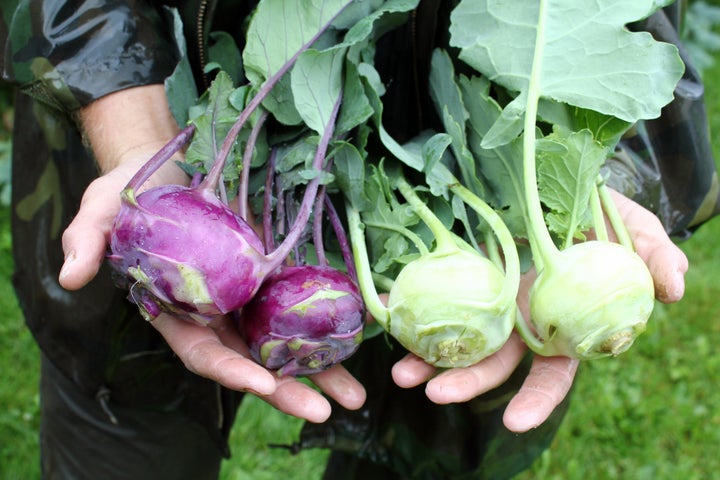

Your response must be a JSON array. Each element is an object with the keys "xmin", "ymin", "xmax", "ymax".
[
  {"xmin": 362, "ymin": 165, "xmax": 424, "ymax": 274},
  {"xmin": 428, "ymin": 49, "xmax": 485, "ymax": 197},
  {"xmin": 333, "ymin": 141, "xmax": 373, "ymax": 211},
  {"xmin": 164, "ymin": 7, "xmax": 198, "ymax": 126},
  {"xmin": 335, "ymin": 62, "xmax": 375, "ymax": 135},
  {"xmin": 537, "ymin": 100, "xmax": 632, "ymax": 149},
  {"xmin": 459, "ymin": 75, "xmax": 528, "ymax": 239},
  {"xmin": 449, "ymin": 0, "xmax": 685, "ymax": 148},
  {"xmin": 243, "ymin": 0, "xmax": 352, "ymax": 82},
  {"xmin": 536, "ymin": 127, "xmax": 607, "ymax": 242},
  {"xmin": 185, "ymin": 71, "xmax": 241, "ymax": 175},
  {"xmin": 291, "ymin": 48, "xmax": 345, "ymax": 135},
  {"xmin": 206, "ymin": 31, "xmax": 244, "ymax": 85},
  {"xmin": 337, "ymin": 0, "xmax": 419, "ymax": 50},
  {"xmin": 242, "ymin": 0, "xmax": 353, "ymax": 125}
]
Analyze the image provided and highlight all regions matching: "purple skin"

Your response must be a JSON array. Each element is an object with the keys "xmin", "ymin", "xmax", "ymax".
[
  {"xmin": 239, "ymin": 265, "xmax": 365, "ymax": 377},
  {"xmin": 108, "ymin": 185, "xmax": 267, "ymax": 325}
]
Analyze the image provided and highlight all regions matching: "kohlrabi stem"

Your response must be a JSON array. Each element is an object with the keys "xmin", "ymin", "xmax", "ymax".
[
  {"xmin": 263, "ymin": 147, "xmax": 279, "ymax": 254},
  {"xmin": 395, "ymin": 176, "xmax": 457, "ymax": 255},
  {"xmin": 324, "ymin": 193, "xmax": 359, "ymax": 283},
  {"xmin": 313, "ymin": 185, "xmax": 328, "ymax": 267},
  {"xmin": 522, "ymin": 0, "xmax": 559, "ymax": 271},
  {"xmin": 363, "ymin": 220, "xmax": 430, "ymax": 256},
  {"xmin": 588, "ymin": 183, "xmax": 609, "ymax": 244},
  {"xmin": 484, "ymin": 232, "xmax": 502, "ymax": 269},
  {"xmin": 346, "ymin": 205, "xmax": 390, "ymax": 327},
  {"xmin": 199, "ymin": 5, "xmax": 349, "ymax": 193},
  {"xmin": 513, "ymin": 310, "xmax": 547, "ymax": 353},
  {"xmin": 124, "ymin": 124, "xmax": 196, "ymax": 193},
  {"xmin": 450, "ymin": 183, "xmax": 520, "ymax": 311},
  {"xmin": 239, "ymin": 110, "xmax": 269, "ymax": 220},
  {"xmin": 264, "ymin": 95, "xmax": 342, "ymax": 270},
  {"xmin": 597, "ymin": 180, "xmax": 634, "ymax": 250}
]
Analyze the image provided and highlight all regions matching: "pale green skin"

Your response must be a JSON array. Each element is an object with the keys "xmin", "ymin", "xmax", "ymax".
[
  {"xmin": 386, "ymin": 249, "xmax": 516, "ymax": 368},
  {"xmin": 528, "ymin": 241, "xmax": 655, "ymax": 359}
]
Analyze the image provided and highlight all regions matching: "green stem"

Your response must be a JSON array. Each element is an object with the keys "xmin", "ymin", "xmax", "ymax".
[
  {"xmin": 363, "ymin": 220, "xmax": 430, "ymax": 256},
  {"xmin": 484, "ymin": 233, "xmax": 502, "ymax": 269},
  {"xmin": 522, "ymin": 0, "xmax": 559, "ymax": 270},
  {"xmin": 395, "ymin": 176, "xmax": 457, "ymax": 255},
  {"xmin": 450, "ymin": 183, "xmax": 520, "ymax": 311},
  {"xmin": 597, "ymin": 179, "xmax": 634, "ymax": 250},
  {"xmin": 589, "ymin": 183, "xmax": 609, "ymax": 243},
  {"xmin": 513, "ymin": 309, "xmax": 550, "ymax": 355},
  {"xmin": 346, "ymin": 205, "xmax": 390, "ymax": 329}
]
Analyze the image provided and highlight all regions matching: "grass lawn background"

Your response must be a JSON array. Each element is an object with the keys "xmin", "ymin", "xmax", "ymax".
[{"xmin": 1, "ymin": 7, "xmax": 719, "ymax": 479}]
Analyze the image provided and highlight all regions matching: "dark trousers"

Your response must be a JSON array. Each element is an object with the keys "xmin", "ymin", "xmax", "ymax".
[{"xmin": 39, "ymin": 355, "xmax": 225, "ymax": 480}]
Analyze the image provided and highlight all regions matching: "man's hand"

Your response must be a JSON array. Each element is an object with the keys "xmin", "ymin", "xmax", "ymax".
[
  {"xmin": 391, "ymin": 190, "xmax": 688, "ymax": 432},
  {"xmin": 58, "ymin": 85, "xmax": 366, "ymax": 422}
]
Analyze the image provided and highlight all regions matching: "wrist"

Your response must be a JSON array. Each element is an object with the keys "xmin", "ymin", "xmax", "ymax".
[{"xmin": 78, "ymin": 84, "xmax": 189, "ymax": 186}]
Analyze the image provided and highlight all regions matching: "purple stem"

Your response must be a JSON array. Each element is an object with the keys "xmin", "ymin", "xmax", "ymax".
[
  {"xmin": 263, "ymin": 94, "xmax": 342, "ymax": 271},
  {"xmin": 198, "ymin": 3, "xmax": 351, "ymax": 194},
  {"xmin": 323, "ymin": 193, "xmax": 358, "ymax": 283},
  {"xmin": 276, "ymin": 178, "xmax": 286, "ymax": 240},
  {"xmin": 263, "ymin": 147, "xmax": 279, "ymax": 254},
  {"xmin": 239, "ymin": 110, "xmax": 269, "ymax": 220},
  {"xmin": 190, "ymin": 171, "xmax": 203, "ymax": 189},
  {"xmin": 125, "ymin": 124, "xmax": 196, "ymax": 192},
  {"xmin": 312, "ymin": 185, "xmax": 328, "ymax": 267}
]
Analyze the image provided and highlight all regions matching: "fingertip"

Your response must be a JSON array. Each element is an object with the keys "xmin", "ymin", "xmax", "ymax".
[
  {"xmin": 391, "ymin": 354, "xmax": 435, "ymax": 388},
  {"xmin": 332, "ymin": 381, "xmax": 367, "ymax": 411},
  {"xmin": 650, "ymin": 247, "xmax": 689, "ymax": 304},
  {"xmin": 656, "ymin": 269, "xmax": 686, "ymax": 304},
  {"xmin": 299, "ymin": 397, "xmax": 332, "ymax": 424},
  {"xmin": 59, "ymin": 227, "xmax": 107, "ymax": 290},
  {"xmin": 248, "ymin": 382, "xmax": 277, "ymax": 397},
  {"xmin": 503, "ymin": 401, "xmax": 544, "ymax": 433}
]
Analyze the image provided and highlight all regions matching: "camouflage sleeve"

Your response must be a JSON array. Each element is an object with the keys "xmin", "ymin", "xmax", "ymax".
[{"xmin": 0, "ymin": 0, "xmax": 179, "ymax": 114}]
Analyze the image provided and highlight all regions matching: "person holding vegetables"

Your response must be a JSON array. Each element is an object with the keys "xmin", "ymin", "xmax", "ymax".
[{"xmin": 0, "ymin": 1, "xmax": 714, "ymax": 479}]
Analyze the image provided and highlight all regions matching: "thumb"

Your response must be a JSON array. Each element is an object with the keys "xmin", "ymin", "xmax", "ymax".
[
  {"xmin": 59, "ymin": 219, "xmax": 108, "ymax": 290},
  {"xmin": 58, "ymin": 178, "xmax": 124, "ymax": 290}
]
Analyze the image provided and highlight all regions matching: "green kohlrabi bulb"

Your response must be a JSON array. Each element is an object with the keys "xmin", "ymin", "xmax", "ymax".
[
  {"xmin": 528, "ymin": 241, "xmax": 655, "ymax": 359},
  {"xmin": 386, "ymin": 249, "xmax": 516, "ymax": 368}
]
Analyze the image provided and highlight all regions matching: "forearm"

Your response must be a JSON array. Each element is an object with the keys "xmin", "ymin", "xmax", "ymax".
[{"xmin": 77, "ymin": 84, "xmax": 189, "ymax": 186}]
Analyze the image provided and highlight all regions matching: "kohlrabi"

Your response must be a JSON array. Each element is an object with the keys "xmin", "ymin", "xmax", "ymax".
[
  {"xmin": 347, "ymin": 167, "xmax": 520, "ymax": 368},
  {"xmin": 238, "ymin": 152, "xmax": 364, "ymax": 376},
  {"xmin": 447, "ymin": 0, "xmax": 684, "ymax": 358},
  {"xmin": 240, "ymin": 264, "xmax": 364, "ymax": 376}
]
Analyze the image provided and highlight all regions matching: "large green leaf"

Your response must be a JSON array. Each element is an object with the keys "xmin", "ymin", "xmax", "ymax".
[
  {"xmin": 449, "ymin": 0, "xmax": 685, "ymax": 147},
  {"xmin": 291, "ymin": 49, "xmax": 345, "ymax": 134}
]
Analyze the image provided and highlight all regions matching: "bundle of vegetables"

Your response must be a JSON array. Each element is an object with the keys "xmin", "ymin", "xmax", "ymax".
[{"xmin": 107, "ymin": 0, "xmax": 686, "ymax": 376}]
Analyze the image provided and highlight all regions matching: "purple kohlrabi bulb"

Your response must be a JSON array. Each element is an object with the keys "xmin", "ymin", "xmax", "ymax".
[
  {"xmin": 239, "ymin": 265, "xmax": 365, "ymax": 376},
  {"xmin": 108, "ymin": 184, "xmax": 267, "ymax": 326}
]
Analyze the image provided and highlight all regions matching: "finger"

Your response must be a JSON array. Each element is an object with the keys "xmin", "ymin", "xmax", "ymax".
[
  {"xmin": 391, "ymin": 353, "xmax": 438, "ymax": 388},
  {"xmin": 59, "ymin": 178, "xmax": 123, "ymax": 290},
  {"xmin": 211, "ymin": 318, "xmax": 354, "ymax": 421},
  {"xmin": 502, "ymin": 355, "xmax": 579, "ymax": 433},
  {"xmin": 424, "ymin": 333, "xmax": 527, "ymax": 404},
  {"xmin": 609, "ymin": 190, "xmax": 688, "ymax": 303},
  {"xmin": 259, "ymin": 378, "xmax": 333, "ymax": 423},
  {"xmin": 151, "ymin": 313, "xmax": 277, "ymax": 396},
  {"xmin": 309, "ymin": 364, "xmax": 367, "ymax": 411}
]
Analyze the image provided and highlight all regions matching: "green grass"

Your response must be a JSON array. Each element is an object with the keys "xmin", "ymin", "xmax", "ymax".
[
  {"xmin": 2, "ymin": 17, "xmax": 720, "ymax": 480},
  {"xmin": 0, "ymin": 208, "xmax": 41, "ymax": 479}
]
